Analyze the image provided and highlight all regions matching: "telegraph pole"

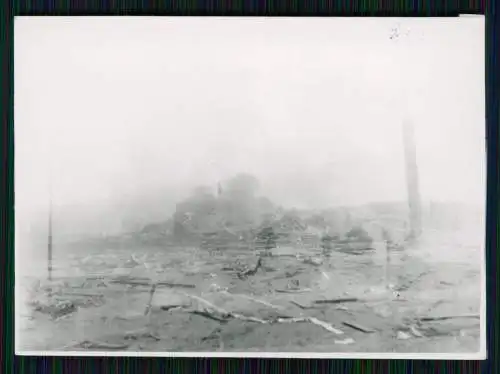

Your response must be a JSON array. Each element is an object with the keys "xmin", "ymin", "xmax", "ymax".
[
  {"xmin": 390, "ymin": 24, "xmax": 422, "ymax": 243},
  {"xmin": 47, "ymin": 177, "xmax": 53, "ymax": 281},
  {"xmin": 402, "ymin": 119, "xmax": 422, "ymax": 241}
]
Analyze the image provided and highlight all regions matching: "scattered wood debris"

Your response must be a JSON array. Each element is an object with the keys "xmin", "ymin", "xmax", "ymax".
[
  {"xmin": 287, "ymin": 279, "xmax": 300, "ymax": 290},
  {"xmin": 439, "ymin": 280, "xmax": 454, "ymax": 286},
  {"xmin": 76, "ymin": 340, "xmax": 129, "ymax": 350},
  {"xmin": 32, "ymin": 299, "xmax": 78, "ymax": 319},
  {"xmin": 177, "ymin": 293, "xmax": 345, "ymax": 334},
  {"xmin": 303, "ymin": 257, "xmax": 323, "ymax": 266},
  {"xmin": 266, "ymin": 269, "xmax": 303, "ymax": 281},
  {"xmin": 273, "ymin": 316, "xmax": 344, "ymax": 335},
  {"xmin": 124, "ymin": 328, "xmax": 161, "ymax": 341},
  {"xmin": 290, "ymin": 300, "xmax": 314, "ymax": 309},
  {"xmin": 275, "ymin": 288, "xmax": 311, "ymax": 294},
  {"xmin": 274, "ymin": 317, "xmax": 308, "ymax": 323},
  {"xmin": 418, "ymin": 314, "xmax": 480, "ymax": 322},
  {"xmin": 62, "ymin": 291, "xmax": 104, "ymax": 298},
  {"xmin": 334, "ymin": 337, "xmax": 355, "ymax": 345},
  {"xmin": 394, "ymin": 269, "xmax": 432, "ymax": 292},
  {"xmin": 123, "ymin": 255, "xmax": 141, "ymax": 268},
  {"xmin": 342, "ymin": 321, "xmax": 375, "ymax": 333},
  {"xmin": 397, "ymin": 331, "xmax": 412, "ymax": 340},
  {"xmin": 190, "ymin": 309, "xmax": 230, "ymax": 323},
  {"xmin": 307, "ymin": 317, "xmax": 344, "ymax": 335},
  {"xmin": 237, "ymin": 257, "xmax": 263, "ymax": 279},
  {"xmin": 201, "ymin": 327, "xmax": 222, "ymax": 342},
  {"xmin": 409, "ymin": 325, "xmax": 424, "ymax": 337},
  {"xmin": 336, "ymin": 305, "xmax": 349, "ymax": 311},
  {"xmin": 109, "ymin": 279, "xmax": 195, "ymax": 289},
  {"xmin": 314, "ymin": 297, "xmax": 359, "ymax": 305},
  {"xmin": 159, "ymin": 305, "xmax": 189, "ymax": 312},
  {"xmin": 225, "ymin": 292, "xmax": 285, "ymax": 310}
]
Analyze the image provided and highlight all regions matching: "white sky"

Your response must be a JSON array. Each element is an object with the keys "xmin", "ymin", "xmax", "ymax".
[{"xmin": 15, "ymin": 17, "xmax": 485, "ymax": 219}]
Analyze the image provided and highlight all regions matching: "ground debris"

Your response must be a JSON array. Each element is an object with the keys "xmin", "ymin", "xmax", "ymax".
[
  {"xmin": 19, "ymin": 228, "xmax": 482, "ymax": 353},
  {"xmin": 418, "ymin": 314, "xmax": 480, "ymax": 322},
  {"xmin": 342, "ymin": 321, "xmax": 375, "ymax": 333},
  {"xmin": 201, "ymin": 327, "xmax": 223, "ymax": 342},
  {"xmin": 159, "ymin": 304, "xmax": 190, "ymax": 311},
  {"xmin": 303, "ymin": 256, "xmax": 323, "ymax": 266},
  {"xmin": 60, "ymin": 290, "xmax": 105, "ymax": 298},
  {"xmin": 275, "ymin": 288, "xmax": 311, "ymax": 294},
  {"xmin": 54, "ymin": 294, "xmax": 105, "ymax": 308},
  {"xmin": 394, "ymin": 269, "xmax": 432, "ymax": 292},
  {"xmin": 409, "ymin": 325, "xmax": 425, "ymax": 338},
  {"xmin": 307, "ymin": 317, "xmax": 344, "ymax": 335},
  {"xmin": 73, "ymin": 340, "xmax": 130, "ymax": 350},
  {"xmin": 31, "ymin": 298, "xmax": 78, "ymax": 319},
  {"xmin": 179, "ymin": 293, "xmax": 265, "ymax": 323},
  {"xmin": 272, "ymin": 316, "xmax": 344, "ymax": 335},
  {"xmin": 109, "ymin": 279, "xmax": 195, "ymax": 289},
  {"xmin": 237, "ymin": 257, "xmax": 263, "ymax": 279},
  {"xmin": 190, "ymin": 309, "xmax": 230, "ymax": 323},
  {"xmin": 267, "ymin": 268, "xmax": 303, "ymax": 281},
  {"xmin": 314, "ymin": 297, "xmax": 359, "ymax": 305},
  {"xmin": 439, "ymin": 280, "xmax": 455, "ymax": 286},
  {"xmin": 177, "ymin": 293, "xmax": 345, "ymax": 333},
  {"xmin": 397, "ymin": 331, "xmax": 412, "ymax": 340},
  {"xmin": 289, "ymin": 300, "xmax": 315, "ymax": 309},
  {"xmin": 124, "ymin": 328, "xmax": 161, "ymax": 341},
  {"xmin": 208, "ymin": 283, "xmax": 228, "ymax": 292},
  {"xmin": 334, "ymin": 337, "xmax": 355, "ymax": 345},
  {"xmin": 224, "ymin": 292, "xmax": 285, "ymax": 310}
]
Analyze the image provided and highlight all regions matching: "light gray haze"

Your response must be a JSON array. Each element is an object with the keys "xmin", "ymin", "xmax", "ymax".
[{"xmin": 15, "ymin": 17, "xmax": 485, "ymax": 236}]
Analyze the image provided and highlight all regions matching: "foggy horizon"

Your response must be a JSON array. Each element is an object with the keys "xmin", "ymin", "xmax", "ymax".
[{"xmin": 15, "ymin": 17, "xmax": 485, "ymax": 232}]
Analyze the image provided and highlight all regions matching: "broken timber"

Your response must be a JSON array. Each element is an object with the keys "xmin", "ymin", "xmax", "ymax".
[
  {"xmin": 177, "ymin": 293, "xmax": 345, "ymax": 334},
  {"xmin": 275, "ymin": 288, "xmax": 311, "ymax": 294},
  {"xmin": 342, "ymin": 321, "xmax": 375, "ymax": 333},
  {"xmin": 314, "ymin": 297, "xmax": 359, "ymax": 304},
  {"xmin": 418, "ymin": 314, "xmax": 480, "ymax": 322},
  {"xmin": 190, "ymin": 309, "xmax": 230, "ymax": 323},
  {"xmin": 109, "ymin": 279, "xmax": 195, "ymax": 288},
  {"xmin": 237, "ymin": 257, "xmax": 263, "ymax": 279}
]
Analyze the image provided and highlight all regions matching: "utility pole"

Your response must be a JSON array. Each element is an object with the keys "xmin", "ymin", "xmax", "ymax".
[
  {"xmin": 390, "ymin": 24, "xmax": 422, "ymax": 243},
  {"xmin": 402, "ymin": 119, "xmax": 422, "ymax": 241},
  {"xmin": 47, "ymin": 179, "xmax": 53, "ymax": 281}
]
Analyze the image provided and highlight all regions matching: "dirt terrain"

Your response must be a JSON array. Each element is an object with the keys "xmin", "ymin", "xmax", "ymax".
[{"xmin": 16, "ymin": 227, "xmax": 482, "ymax": 354}]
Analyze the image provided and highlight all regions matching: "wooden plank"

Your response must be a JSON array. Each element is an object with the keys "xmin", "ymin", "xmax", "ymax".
[{"xmin": 342, "ymin": 321, "xmax": 375, "ymax": 333}]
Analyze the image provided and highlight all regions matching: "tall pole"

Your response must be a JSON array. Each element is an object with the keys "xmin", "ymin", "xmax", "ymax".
[
  {"xmin": 402, "ymin": 120, "xmax": 422, "ymax": 241},
  {"xmin": 391, "ymin": 24, "xmax": 422, "ymax": 243},
  {"xmin": 47, "ymin": 177, "xmax": 53, "ymax": 281}
]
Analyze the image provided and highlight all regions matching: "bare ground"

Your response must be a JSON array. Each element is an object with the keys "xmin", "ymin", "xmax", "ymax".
[{"xmin": 16, "ymin": 228, "xmax": 482, "ymax": 354}]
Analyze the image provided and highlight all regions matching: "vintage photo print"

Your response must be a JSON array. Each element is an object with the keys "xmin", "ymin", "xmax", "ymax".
[{"xmin": 15, "ymin": 16, "xmax": 485, "ymax": 359}]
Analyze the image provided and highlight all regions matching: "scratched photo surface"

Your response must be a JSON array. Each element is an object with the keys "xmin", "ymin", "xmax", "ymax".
[{"xmin": 15, "ymin": 16, "xmax": 485, "ymax": 357}]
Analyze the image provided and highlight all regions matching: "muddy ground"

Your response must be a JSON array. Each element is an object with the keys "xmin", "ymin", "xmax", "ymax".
[{"xmin": 15, "ymin": 228, "xmax": 482, "ymax": 354}]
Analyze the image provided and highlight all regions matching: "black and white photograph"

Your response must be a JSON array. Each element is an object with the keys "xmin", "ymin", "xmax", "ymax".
[{"xmin": 15, "ymin": 16, "xmax": 486, "ymax": 358}]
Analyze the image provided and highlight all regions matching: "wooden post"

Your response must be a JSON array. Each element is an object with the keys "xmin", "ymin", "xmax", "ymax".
[{"xmin": 402, "ymin": 120, "xmax": 422, "ymax": 241}]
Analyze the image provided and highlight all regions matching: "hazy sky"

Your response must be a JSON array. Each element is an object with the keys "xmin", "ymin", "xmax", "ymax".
[{"xmin": 15, "ymin": 16, "xmax": 485, "ymax": 218}]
